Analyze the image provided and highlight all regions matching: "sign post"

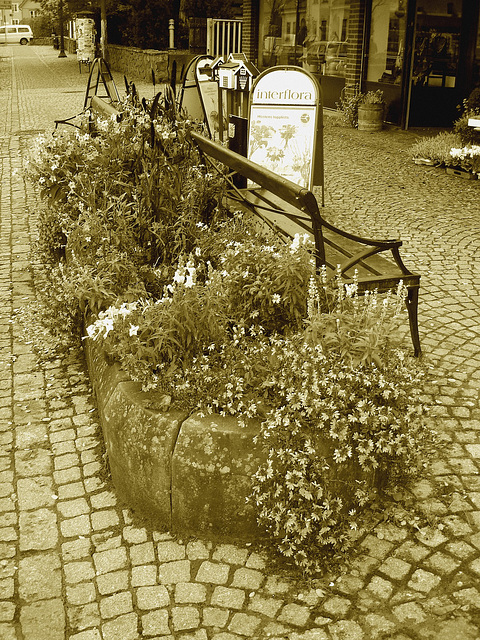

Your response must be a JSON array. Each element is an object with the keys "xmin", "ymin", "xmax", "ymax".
[{"xmin": 248, "ymin": 66, "xmax": 323, "ymax": 195}]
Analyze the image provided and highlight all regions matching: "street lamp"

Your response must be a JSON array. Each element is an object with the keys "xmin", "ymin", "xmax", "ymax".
[{"xmin": 58, "ymin": 0, "xmax": 67, "ymax": 57}]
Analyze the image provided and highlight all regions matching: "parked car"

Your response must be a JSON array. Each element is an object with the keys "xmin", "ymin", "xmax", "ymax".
[
  {"xmin": 0, "ymin": 25, "xmax": 33, "ymax": 45},
  {"xmin": 304, "ymin": 40, "xmax": 348, "ymax": 76}
]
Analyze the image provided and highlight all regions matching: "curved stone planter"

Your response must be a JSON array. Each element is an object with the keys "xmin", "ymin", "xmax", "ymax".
[{"xmin": 84, "ymin": 338, "xmax": 266, "ymax": 540}]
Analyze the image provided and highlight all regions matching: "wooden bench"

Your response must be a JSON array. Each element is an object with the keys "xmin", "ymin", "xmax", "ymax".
[{"xmin": 190, "ymin": 130, "xmax": 421, "ymax": 356}]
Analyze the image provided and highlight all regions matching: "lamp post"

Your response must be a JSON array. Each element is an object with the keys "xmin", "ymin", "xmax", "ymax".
[{"xmin": 58, "ymin": 0, "xmax": 67, "ymax": 57}]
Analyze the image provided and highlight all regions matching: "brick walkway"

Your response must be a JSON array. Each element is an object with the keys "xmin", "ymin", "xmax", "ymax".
[{"xmin": 1, "ymin": 45, "xmax": 480, "ymax": 640}]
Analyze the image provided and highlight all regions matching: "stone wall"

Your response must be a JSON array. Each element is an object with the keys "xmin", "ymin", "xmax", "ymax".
[{"xmin": 106, "ymin": 45, "xmax": 194, "ymax": 85}]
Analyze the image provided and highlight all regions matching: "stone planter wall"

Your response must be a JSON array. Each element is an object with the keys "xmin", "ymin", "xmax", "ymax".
[
  {"xmin": 84, "ymin": 338, "xmax": 266, "ymax": 540},
  {"xmin": 105, "ymin": 45, "xmax": 195, "ymax": 85}
]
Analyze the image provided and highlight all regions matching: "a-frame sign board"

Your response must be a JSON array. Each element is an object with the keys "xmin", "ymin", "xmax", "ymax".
[
  {"xmin": 247, "ymin": 66, "xmax": 323, "ymax": 198},
  {"xmin": 178, "ymin": 55, "xmax": 227, "ymax": 140}
]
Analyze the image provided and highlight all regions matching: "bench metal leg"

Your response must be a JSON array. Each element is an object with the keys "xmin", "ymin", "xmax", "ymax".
[{"xmin": 406, "ymin": 286, "xmax": 421, "ymax": 357}]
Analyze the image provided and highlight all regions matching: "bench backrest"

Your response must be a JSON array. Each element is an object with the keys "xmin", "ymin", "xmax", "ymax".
[{"xmin": 190, "ymin": 130, "xmax": 326, "ymax": 263}]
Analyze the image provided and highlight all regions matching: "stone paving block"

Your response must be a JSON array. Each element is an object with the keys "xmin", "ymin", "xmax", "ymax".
[
  {"xmin": 62, "ymin": 538, "xmax": 92, "ymax": 562},
  {"xmin": 228, "ymin": 612, "xmax": 261, "ymax": 636},
  {"xmin": 378, "ymin": 557, "xmax": 411, "ymax": 580},
  {"xmin": 92, "ymin": 532, "xmax": 121, "ymax": 553},
  {"xmin": 277, "ymin": 602, "xmax": 311, "ymax": 627},
  {"xmin": 196, "ymin": 560, "xmax": 230, "ymax": 585},
  {"xmin": 57, "ymin": 482, "xmax": 86, "ymax": 500},
  {"xmin": 141, "ymin": 609, "xmax": 170, "ymax": 636},
  {"xmin": 0, "ymin": 601, "xmax": 15, "ymax": 622},
  {"xmin": 20, "ymin": 599, "xmax": 65, "ymax": 640},
  {"xmin": 322, "ymin": 595, "xmax": 351, "ymax": 617},
  {"xmin": 212, "ymin": 544, "xmax": 249, "ymax": 566},
  {"xmin": 69, "ymin": 630, "xmax": 102, "ymax": 640},
  {"xmin": 101, "ymin": 612, "xmax": 139, "ymax": 640},
  {"xmin": 67, "ymin": 602, "xmax": 101, "ymax": 632},
  {"xmin": 0, "ymin": 578, "xmax": 14, "ymax": 599},
  {"xmin": 96, "ymin": 570, "xmax": 129, "ymax": 596},
  {"xmin": 19, "ymin": 508, "xmax": 57, "ymax": 551},
  {"xmin": 248, "ymin": 594, "xmax": 282, "ymax": 618},
  {"xmin": 231, "ymin": 567, "xmax": 264, "ymax": 591},
  {"xmin": 93, "ymin": 547, "xmax": 128, "ymax": 575},
  {"xmin": 186, "ymin": 539, "xmax": 211, "ymax": 561},
  {"xmin": 172, "ymin": 606, "xmax": 200, "ymax": 631},
  {"xmin": 202, "ymin": 606, "xmax": 230, "ymax": 628},
  {"xmin": 157, "ymin": 540, "xmax": 186, "ymax": 562},
  {"xmin": 57, "ymin": 497, "xmax": 89, "ymax": 518},
  {"xmin": 131, "ymin": 565, "xmax": 157, "ymax": 587},
  {"xmin": 18, "ymin": 552, "xmax": 62, "ymax": 601},
  {"xmin": 17, "ymin": 476, "xmax": 55, "ymax": 511},
  {"xmin": 99, "ymin": 591, "xmax": 133, "ymax": 619},
  {"xmin": 91, "ymin": 509, "xmax": 120, "ymax": 531},
  {"xmin": 66, "ymin": 582, "xmax": 97, "ymax": 606},
  {"xmin": 392, "ymin": 601, "xmax": 427, "ymax": 624},
  {"xmin": 136, "ymin": 585, "xmax": 170, "ymax": 610},
  {"xmin": 122, "ymin": 524, "xmax": 148, "ymax": 544},
  {"xmin": 64, "ymin": 561, "xmax": 96, "ymax": 584},
  {"xmin": 329, "ymin": 620, "xmax": 364, "ymax": 640},
  {"xmin": 15, "ymin": 448, "xmax": 52, "ymax": 476},
  {"xmin": 157, "ymin": 559, "xmax": 191, "ymax": 584},
  {"xmin": 129, "ymin": 541, "xmax": 156, "ymax": 565},
  {"xmin": 211, "ymin": 586, "xmax": 246, "ymax": 610},
  {"xmin": 366, "ymin": 575, "xmax": 394, "ymax": 600},
  {"xmin": 60, "ymin": 514, "xmax": 91, "ymax": 538},
  {"xmin": 175, "ymin": 582, "xmax": 207, "ymax": 604}
]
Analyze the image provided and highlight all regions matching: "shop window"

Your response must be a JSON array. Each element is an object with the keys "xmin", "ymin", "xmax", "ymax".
[
  {"xmin": 259, "ymin": 0, "xmax": 351, "ymax": 75},
  {"xmin": 367, "ymin": 0, "xmax": 407, "ymax": 85}
]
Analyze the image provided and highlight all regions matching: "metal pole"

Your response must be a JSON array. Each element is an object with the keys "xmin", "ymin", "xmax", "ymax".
[
  {"xmin": 100, "ymin": 0, "xmax": 107, "ymax": 59},
  {"xmin": 58, "ymin": 0, "xmax": 67, "ymax": 57}
]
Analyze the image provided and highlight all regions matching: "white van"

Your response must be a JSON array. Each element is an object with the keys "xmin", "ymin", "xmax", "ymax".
[{"xmin": 0, "ymin": 25, "xmax": 33, "ymax": 45}]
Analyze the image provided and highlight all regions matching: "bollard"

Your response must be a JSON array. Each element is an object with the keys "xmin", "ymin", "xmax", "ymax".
[{"xmin": 169, "ymin": 19, "xmax": 175, "ymax": 49}]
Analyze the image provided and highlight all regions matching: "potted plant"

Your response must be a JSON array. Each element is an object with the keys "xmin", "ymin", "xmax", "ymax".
[{"xmin": 357, "ymin": 89, "xmax": 385, "ymax": 132}]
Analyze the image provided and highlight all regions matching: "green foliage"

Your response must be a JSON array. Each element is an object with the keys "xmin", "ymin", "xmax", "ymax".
[
  {"xmin": 453, "ymin": 88, "xmax": 480, "ymax": 146},
  {"xmin": 251, "ymin": 339, "xmax": 433, "ymax": 574},
  {"xmin": 358, "ymin": 89, "xmax": 385, "ymax": 105},
  {"xmin": 337, "ymin": 87, "xmax": 384, "ymax": 128},
  {"xmin": 336, "ymin": 86, "xmax": 362, "ymax": 128},
  {"xmin": 411, "ymin": 131, "xmax": 461, "ymax": 166},
  {"xmin": 26, "ymin": 91, "xmax": 437, "ymax": 575},
  {"xmin": 411, "ymin": 87, "xmax": 480, "ymax": 173},
  {"xmin": 24, "ymin": 93, "xmax": 228, "ymax": 354}
]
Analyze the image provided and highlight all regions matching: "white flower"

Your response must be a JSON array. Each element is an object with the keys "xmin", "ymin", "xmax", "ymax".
[
  {"xmin": 86, "ymin": 324, "xmax": 96, "ymax": 339},
  {"xmin": 185, "ymin": 275, "xmax": 195, "ymax": 288},
  {"xmin": 129, "ymin": 324, "xmax": 139, "ymax": 336},
  {"xmin": 103, "ymin": 318, "xmax": 114, "ymax": 337},
  {"xmin": 173, "ymin": 270, "xmax": 185, "ymax": 285},
  {"xmin": 272, "ymin": 294, "xmax": 281, "ymax": 304}
]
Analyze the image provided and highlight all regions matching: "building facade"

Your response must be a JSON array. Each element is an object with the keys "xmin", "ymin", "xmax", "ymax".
[
  {"xmin": 5, "ymin": 1, "xmax": 41, "ymax": 25},
  {"xmin": 243, "ymin": 0, "xmax": 480, "ymax": 128}
]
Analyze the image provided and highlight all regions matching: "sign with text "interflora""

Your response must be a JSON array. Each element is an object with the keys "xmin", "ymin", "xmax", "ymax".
[{"xmin": 248, "ymin": 67, "xmax": 323, "ymax": 191}]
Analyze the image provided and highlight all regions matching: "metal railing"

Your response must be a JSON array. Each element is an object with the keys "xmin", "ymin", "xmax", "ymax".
[{"xmin": 206, "ymin": 18, "xmax": 242, "ymax": 57}]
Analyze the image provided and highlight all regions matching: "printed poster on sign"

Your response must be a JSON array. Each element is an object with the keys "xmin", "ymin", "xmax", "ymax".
[{"xmin": 248, "ymin": 68, "xmax": 321, "ymax": 189}]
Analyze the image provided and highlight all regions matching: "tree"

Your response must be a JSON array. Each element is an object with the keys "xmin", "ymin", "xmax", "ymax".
[{"xmin": 181, "ymin": 0, "xmax": 236, "ymax": 19}]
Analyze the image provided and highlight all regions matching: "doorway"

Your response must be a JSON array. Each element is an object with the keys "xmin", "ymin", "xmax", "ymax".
[{"xmin": 405, "ymin": 0, "xmax": 479, "ymax": 127}]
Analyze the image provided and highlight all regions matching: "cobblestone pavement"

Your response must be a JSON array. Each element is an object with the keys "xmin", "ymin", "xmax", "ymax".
[{"xmin": 1, "ymin": 45, "xmax": 480, "ymax": 640}]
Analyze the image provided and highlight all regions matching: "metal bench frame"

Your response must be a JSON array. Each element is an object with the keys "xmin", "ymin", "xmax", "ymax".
[{"xmin": 190, "ymin": 130, "xmax": 421, "ymax": 356}]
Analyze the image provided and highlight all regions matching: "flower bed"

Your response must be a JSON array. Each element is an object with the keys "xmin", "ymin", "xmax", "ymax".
[{"xmin": 24, "ymin": 92, "xmax": 437, "ymax": 574}]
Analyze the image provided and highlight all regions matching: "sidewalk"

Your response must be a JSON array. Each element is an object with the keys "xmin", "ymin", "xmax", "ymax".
[{"xmin": 1, "ymin": 44, "xmax": 480, "ymax": 640}]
